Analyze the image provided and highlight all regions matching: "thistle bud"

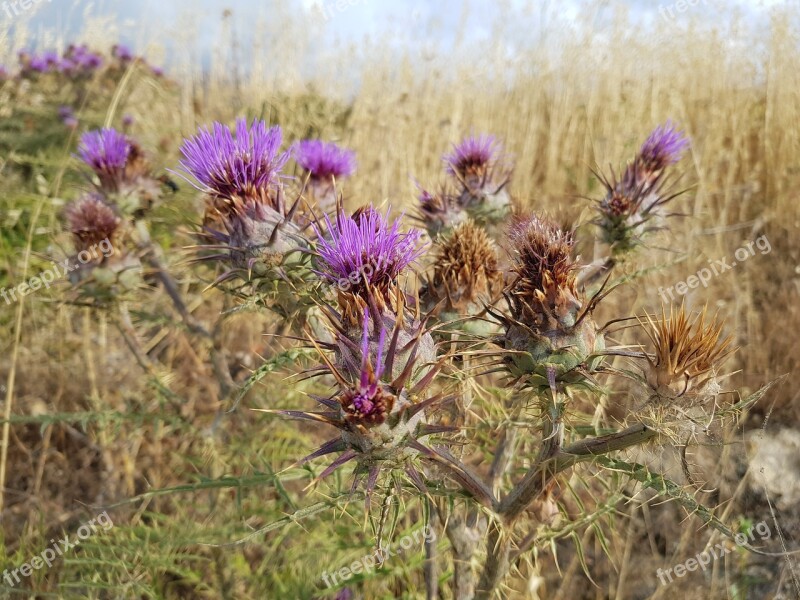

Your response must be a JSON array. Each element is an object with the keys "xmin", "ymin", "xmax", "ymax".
[
  {"xmin": 270, "ymin": 308, "xmax": 449, "ymax": 492},
  {"xmin": 495, "ymin": 214, "xmax": 603, "ymax": 385},
  {"xmin": 443, "ymin": 134, "xmax": 513, "ymax": 227},
  {"xmin": 416, "ymin": 186, "xmax": 469, "ymax": 239},
  {"xmin": 594, "ymin": 122, "xmax": 690, "ymax": 256}
]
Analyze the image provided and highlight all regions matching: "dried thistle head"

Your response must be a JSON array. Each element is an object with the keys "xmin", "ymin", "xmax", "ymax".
[
  {"xmin": 63, "ymin": 195, "xmax": 140, "ymax": 300},
  {"xmin": 492, "ymin": 214, "xmax": 604, "ymax": 386},
  {"xmin": 508, "ymin": 214, "xmax": 581, "ymax": 327},
  {"xmin": 65, "ymin": 194, "xmax": 121, "ymax": 252},
  {"xmin": 640, "ymin": 304, "xmax": 734, "ymax": 404},
  {"xmin": 424, "ymin": 220, "xmax": 503, "ymax": 323}
]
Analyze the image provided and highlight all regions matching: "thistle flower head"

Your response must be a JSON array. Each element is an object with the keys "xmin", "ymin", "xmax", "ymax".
[
  {"xmin": 509, "ymin": 214, "xmax": 578, "ymax": 305},
  {"xmin": 271, "ymin": 307, "xmax": 448, "ymax": 496},
  {"xmin": 593, "ymin": 122, "xmax": 690, "ymax": 256},
  {"xmin": 425, "ymin": 220, "xmax": 503, "ymax": 316},
  {"xmin": 313, "ymin": 206, "xmax": 425, "ymax": 324},
  {"xmin": 64, "ymin": 45, "xmax": 103, "ymax": 72},
  {"xmin": 112, "ymin": 44, "xmax": 134, "ymax": 62},
  {"xmin": 639, "ymin": 121, "xmax": 690, "ymax": 172},
  {"xmin": 64, "ymin": 194, "xmax": 121, "ymax": 251},
  {"xmin": 178, "ymin": 118, "xmax": 289, "ymax": 206},
  {"xmin": 444, "ymin": 134, "xmax": 500, "ymax": 180},
  {"xmin": 640, "ymin": 304, "xmax": 734, "ymax": 403},
  {"xmin": 494, "ymin": 214, "xmax": 604, "ymax": 386},
  {"xmin": 294, "ymin": 139, "xmax": 356, "ymax": 181},
  {"xmin": 78, "ymin": 128, "xmax": 131, "ymax": 188},
  {"xmin": 443, "ymin": 134, "xmax": 513, "ymax": 226}
]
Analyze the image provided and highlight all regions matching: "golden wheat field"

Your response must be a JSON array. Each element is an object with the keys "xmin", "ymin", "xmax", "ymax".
[{"xmin": 0, "ymin": 1, "xmax": 799, "ymax": 598}]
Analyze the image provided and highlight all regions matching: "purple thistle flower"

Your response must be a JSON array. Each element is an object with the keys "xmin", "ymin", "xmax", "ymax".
[
  {"xmin": 42, "ymin": 50, "xmax": 60, "ymax": 67},
  {"xmin": 66, "ymin": 45, "xmax": 104, "ymax": 71},
  {"xmin": 113, "ymin": 44, "xmax": 134, "ymax": 62},
  {"xmin": 178, "ymin": 118, "xmax": 289, "ymax": 201},
  {"xmin": 639, "ymin": 121, "xmax": 690, "ymax": 170},
  {"xmin": 57, "ymin": 58, "xmax": 76, "ymax": 74},
  {"xmin": 443, "ymin": 133, "xmax": 501, "ymax": 178},
  {"xmin": 313, "ymin": 206, "xmax": 424, "ymax": 290},
  {"xmin": 294, "ymin": 139, "xmax": 356, "ymax": 181},
  {"xmin": 58, "ymin": 105, "xmax": 78, "ymax": 129},
  {"xmin": 28, "ymin": 55, "xmax": 50, "ymax": 73},
  {"xmin": 78, "ymin": 128, "xmax": 131, "ymax": 174}
]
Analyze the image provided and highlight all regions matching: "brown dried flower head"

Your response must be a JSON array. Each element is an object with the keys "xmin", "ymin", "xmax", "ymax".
[
  {"xmin": 641, "ymin": 304, "xmax": 735, "ymax": 402},
  {"xmin": 508, "ymin": 214, "xmax": 581, "ymax": 327},
  {"xmin": 65, "ymin": 194, "xmax": 121, "ymax": 251},
  {"xmin": 428, "ymin": 220, "xmax": 503, "ymax": 313}
]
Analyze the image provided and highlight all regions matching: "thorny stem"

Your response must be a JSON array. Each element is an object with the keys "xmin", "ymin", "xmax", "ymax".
[
  {"xmin": 499, "ymin": 423, "xmax": 655, "ymax": 522},
  {"xmin": 135, "ymin": 220, "xmax": 236, "ymax": 403},
  {"xmin": 471, "ymin": 423, "xmax": 657, "ymax": 598},
  {"xmin": 445, "ymin": 510, "xmax": 487, "ymax": 600},
  {"xmin": 423, "ymin": 500, "xmax": 439, "ymax": 600},
  {"xmin": 474, "ymin": 520, "xmax": 510, "ymax": 600}
]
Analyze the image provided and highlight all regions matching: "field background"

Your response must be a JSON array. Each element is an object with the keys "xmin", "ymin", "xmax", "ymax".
[{"xmin": 0, "ymin": 1, "xmax": 799, "ymax": 598}]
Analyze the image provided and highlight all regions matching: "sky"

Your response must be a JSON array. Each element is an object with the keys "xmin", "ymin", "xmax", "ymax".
[{"xmin": 0, "ymin": 0, "xmax": 791, "ymax": 73}]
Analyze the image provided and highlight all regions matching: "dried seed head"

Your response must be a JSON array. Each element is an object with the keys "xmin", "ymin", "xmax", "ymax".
[
  {"xmin": 640, "ymin": 304, "xmax": 734, "ymax": 403},
  {"xmin": 65, "ymin": 194, "xmax": 121, "ymax": 251},
  {"xmin": 426, "ymin": 220, "xmax": 503, "ymax": 315},
  {"xmin": 508, "ymin": 214, "xmax": 581, "ymax": 326},
  {"xmin": 494, "ymin": 214, "xmax": 604, "ymax": 385}
]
